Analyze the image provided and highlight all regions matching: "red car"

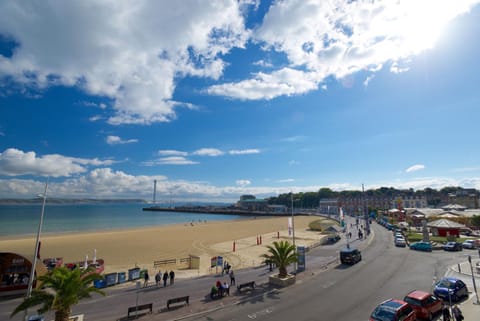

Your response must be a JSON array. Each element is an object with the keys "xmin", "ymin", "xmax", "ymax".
[
  {"xmin": 403, "ymin": 290, "xmax": 442, "ymax": 320},
  {"xmin": 370, "ymin": 299, "xmax": 416, "ymax": 321}
]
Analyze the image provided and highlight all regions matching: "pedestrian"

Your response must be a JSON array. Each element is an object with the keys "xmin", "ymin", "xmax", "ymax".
[
  {"xmin": 143, "ymin": 270, "xmax": 149, "ymax": 288},
  {"xmin": 223, "ymin": 281, "xmax": 230, "ymax": 295},
  {"xmin": 155, "ymin": 271, "xmax": 161, "ymax": 287},
  {"xmin": 169, "ymin": 270, "xmax": 175, "ymax": 285},
  {"xmin": 442, "ymin": 303, "xmax": 451, "ymax": 321},
  {"xmin": 452, "ymin": 305, "xmax": 464, "ymax": 321},
  {"xmin": 162, "ymin": 270, "xmax": 168, "ymax": 287},
  {"xmin": 229, "ymin": 269, "xmax": 235, "ymax": 285}
]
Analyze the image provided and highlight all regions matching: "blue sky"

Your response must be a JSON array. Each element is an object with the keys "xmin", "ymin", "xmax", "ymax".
[{"xmin": 1, "ymin": 0, "xmax": 480, "ymax": 202}]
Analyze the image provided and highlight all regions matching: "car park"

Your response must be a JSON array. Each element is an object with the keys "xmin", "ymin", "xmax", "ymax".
[
  {"xmin": 339, "ymin": 247, "xmax": 362, "ymax": 265},
  {"xmin": 369, "ymin": 299, "xmax": 416, "ymax": 321},
  {"xmin": 443, "ymin": 241, "xmax": 462, "ymax": 251},
  {"xmin": 433, "ymin": 277, "xmax": 468, "ymax": 302},
  {"xmin": 403, "ymin": 290, "xmax": 442, "ymax": 321},
  {"xmin": 409, "ymin": 241, "xmax": 432, "ymax": 252}
]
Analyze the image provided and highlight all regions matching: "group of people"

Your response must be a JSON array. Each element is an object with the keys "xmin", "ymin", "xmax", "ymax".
[
  {"xmin": 210, "ymin": 279, "xmax": 230, "ymax": 298},
  {"xmin": 142, "ymin": 269, "xmax": 175, "ymax": 288},
  {"xmin": 442, "ymin": 303, "xmax": 464, "ymax": 321}
]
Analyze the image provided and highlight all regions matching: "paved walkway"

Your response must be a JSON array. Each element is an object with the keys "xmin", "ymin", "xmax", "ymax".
[{"xmin": 445, "ymin": 255, "xmax": 480, "ymax": 320}]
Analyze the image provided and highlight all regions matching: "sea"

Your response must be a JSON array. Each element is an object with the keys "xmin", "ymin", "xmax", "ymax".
[{"xmin": 0, "ymin": 203, "xmax": 247, "ymax": 238}]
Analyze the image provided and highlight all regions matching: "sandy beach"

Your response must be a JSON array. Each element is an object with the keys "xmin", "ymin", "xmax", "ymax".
[{"xmin": 0, "ymin": 216, "xmax": 331, "ymax": 278}]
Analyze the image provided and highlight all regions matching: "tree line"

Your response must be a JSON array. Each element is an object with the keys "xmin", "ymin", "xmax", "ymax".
[{"xmin": 265, "ymin": 186, "xmax": 480, "ymax": 209}]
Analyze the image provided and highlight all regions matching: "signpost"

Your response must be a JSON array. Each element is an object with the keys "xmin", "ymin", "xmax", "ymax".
[{"xmin": 297, "ymin": 246, "xmax": 306, "ymax": 272}]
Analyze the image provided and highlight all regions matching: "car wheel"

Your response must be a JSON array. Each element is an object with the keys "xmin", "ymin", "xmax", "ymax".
[{"xmin": 428, "ymin": 312, "xmax": 434, "ymax": 321}]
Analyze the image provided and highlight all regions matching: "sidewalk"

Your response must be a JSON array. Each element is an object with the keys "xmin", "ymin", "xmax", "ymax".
[{"xmin": 445, "ymin": 256, "xmax": 480, "ymax": 320}]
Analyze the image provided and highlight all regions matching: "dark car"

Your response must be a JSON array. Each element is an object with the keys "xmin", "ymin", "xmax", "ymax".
[
  {"xmin": 409, "ymin": 241, "xmax": 432, "ymax": 252},
  {"xmin": 370, "ymin": 299, "xmax": 416, "ymax": 321},
  {"xmin": 403, "ymin": 290, "xmax": 443, "ymax": 320},
  {"xmin": 339, "ymin": 247, "xmax": 362, "ymax": 265},
  {"xmin": 326, "ymin": 234, "xmax": 341, "ymax": 244},
  {"xmin": 433, "ymin": 277, "xmax": 468, "ymax": 302},
  {"xmin": 443, "ymin": 241, "xmax": 462, "ymax": 251}
]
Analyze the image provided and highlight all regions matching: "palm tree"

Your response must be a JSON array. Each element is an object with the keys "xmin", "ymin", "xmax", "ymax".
[
  {"xmin": 260, "ymin": 240, "xmax": 298, "ymax": 278},
  {"xmin": 11, "ymin": 267, "xmax": 105, "ymax": 321}
]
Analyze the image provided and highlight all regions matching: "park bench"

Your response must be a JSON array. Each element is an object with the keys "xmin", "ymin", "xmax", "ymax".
[
  {"xmin": 127, "ymin": 303, "xmax": 152, "ymax": 319},
  {"xmin": 237, "ymin": 281, "xmax": 255, "ymax": 291},
  {"xmin": 166, "ymin": 295, "xmax": 189, "ymax": 309}
]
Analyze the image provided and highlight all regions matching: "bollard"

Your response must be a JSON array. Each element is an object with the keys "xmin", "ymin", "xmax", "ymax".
[
  {"xmin": 458, "ymin": 263, "xmax": 461, "ymax": 273},
  {"xmin": 233, "ymin": 241, "xmax": 236, "ymax": 252},
  {"xmin": 260, "ymin": 235, "xmax": 262, "ymax": 244},
  {"xmin": 277, "ymin": 231, "xmax": 280, "ymax": 239}
]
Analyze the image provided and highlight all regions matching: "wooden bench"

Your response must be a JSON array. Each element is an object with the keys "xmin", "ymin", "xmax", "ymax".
[
  {"xmin": 167, "ymin": 296, "xmax": 189, "ymax": 309},
  {"xmin": 127, "ymin": 303, "xmax": 153, "ymax": 319},
  {"xmin": 237, "ymin": 281, "xmax": 255, "ymax": 291}
]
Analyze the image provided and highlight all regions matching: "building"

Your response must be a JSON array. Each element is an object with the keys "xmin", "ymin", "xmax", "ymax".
[
  {"xmin": 427, "ymin": 219, "xmax": 465, "ymax": 237},
  {"xmin": 236, "ymin": 195, "xmax": 268, "ymax": 211}
]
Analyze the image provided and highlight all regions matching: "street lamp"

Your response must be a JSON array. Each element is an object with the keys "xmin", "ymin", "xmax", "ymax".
[
  {"xmin": 290, "ymin": 192, "xmax": 296, "ymax": 274},
  {"xmin": 26, "ymin": 180, "xmax": 49, "ymax": 302}
]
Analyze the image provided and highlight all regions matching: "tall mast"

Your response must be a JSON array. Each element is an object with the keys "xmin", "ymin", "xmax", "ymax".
[{"xmin": 153, "ymin": 179, "xmax": 157, "ymax": 204}]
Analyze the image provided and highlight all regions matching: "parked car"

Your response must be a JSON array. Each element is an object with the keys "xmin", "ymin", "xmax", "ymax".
[
  {"xmin": 369, "ymin": 299, "xmax": 416, "ymax": 321},
  {"xmin": 403, "ymin": 290, "xmax": 442, "ymax": 320},
  {"xmin": 395, "ymin": 237, "xmax": 407, "ymax": 247},
  {"xmin": 462, "ymin": 239, "xmax": 480, "ymax": 249},
  {"xmin": 326, "ymin": 234, "xmax": 341, "ymax": 244},
  {"xmin": 339, "ymin": 247, "xmax": 362, "ymax": 265},
  {"xmin": 443, "ymin": 241, "xmax": 463, "ymax": 251},
  {"xmin": 409, "ymin": 241, "xmax": 432, "ymax": 252},
  {"xmin": 433, "ymin": 277, "xmax": 469, "ymax": 302}
]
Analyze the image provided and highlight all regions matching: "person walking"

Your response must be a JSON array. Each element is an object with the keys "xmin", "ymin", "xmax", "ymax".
[
  {"xmin": 229, "ymin": 269, "xmax": 235, "ymax": 285},
  {"xmin": 169, "ymin": 270, "xmax": 175, "ymax": 285},
  {"xmin": 143, "ymin": 270, "xmax": 149, "ymax": 288},
  {"xmin": 155, "ymin": 271, "xmax": 161, "ymax": 287},
  {"xmin": 452, "ymin": 305, "xmax": 464, "ymax": 321},
  {"xmin": 162, "ymin": 270, "xmax": 168, "ymax": 287}
]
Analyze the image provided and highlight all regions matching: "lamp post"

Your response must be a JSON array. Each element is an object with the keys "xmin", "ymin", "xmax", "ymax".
[
  {"xmin": 468, "ymin": 255, "xmax": 480, "ymax": 304},
  {"xmin": 26, "ymin": 180, "xmax": 48, "ymax": 304},
  {"xmin": 290, "ymin": 192, "xmax": 296, "ymax": 274}
]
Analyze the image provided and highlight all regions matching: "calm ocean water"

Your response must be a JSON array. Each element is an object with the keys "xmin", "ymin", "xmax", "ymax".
[{"xmin": 0, "ymin": 203, "xmax": 246, "ymax": 237}]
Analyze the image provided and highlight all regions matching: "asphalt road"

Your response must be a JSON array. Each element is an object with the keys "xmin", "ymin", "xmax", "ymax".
[
  {"xmin": 182, "ymin": 221, "xmax": 465, "ymax": 321},
  {"xmin": 1, "ymin": 218, "xmax": 469, "ymax": 321}
]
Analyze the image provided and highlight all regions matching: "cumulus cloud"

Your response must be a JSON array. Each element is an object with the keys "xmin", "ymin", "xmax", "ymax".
[
  {"xmin": 106, "ymin": 135, "xmax": 139, "ymax": 145},
  {"xmin": 193, "ymin": 148, "xmax": 224, "ymax": 157},
  {"xmin": 229, "ymin": 149, "xmax": 260, "ymax": 155},
  {"xmin": 0, "ymin": 1, "xmax": 249, "ymax": 125},
  {"xmin": 236, "ymin": 179, "xmax": 251, "ymax": 186},
  {"xmin": 0, "ymin": 148, "xmax": 113, "ymax": 177},
  {"xmin": 406, "ymin": 164, "xmax": 426, "ymax": 173},
  {"xmin": 208, "ymin": 0, "xmax": 480, "ymax": 100}
]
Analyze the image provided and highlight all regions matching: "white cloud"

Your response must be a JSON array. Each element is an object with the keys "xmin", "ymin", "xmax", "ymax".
[
  {"xmin": 106, "ymin": 135, "xmax": 139, "ymax": 145},
  {"xmin": 0, "ymin": 148, "xmax": 113, "ymax": 177},
  {"xmin": 236, "ymin": 179, "xmax": 251, "ymax": 186},
  {"xmin": 390, "ymin": 62, "xmax": 410, "ymax": 74},
  {"xmin": 208, "ymin": 0, "xmax": 480, "ymax": 100},
  {"xmin": 193, "ymin": 148, "xmax": 224, "ymax": 157},
  {"xmin": 281, "ymin": 136, "xmax": 307, "ymax": 143},
  {"xmin": 0, "ymin": 1, "xmax": 250, "ymax": 125},
  {"xmin": 156, "ymin": 157, "xmax": 198, "ymax": 165},
  {"xmin": 288, "ymin": 160, "xmax": 300, "ymax": 166},
  {"xmin": 229, "ymin": 149, "xmax": 260, "ymax": 155},
  {"xmin": 406, "ymin": 164, "xmax": 426, "ymax": 173},
  {"xmin": 277, "ymin": 178, "xmax": 295, "ymax": 183},
  {"xmin": 158, "ymin": 150, "xmax": 188, "ymax": 157},
  {"xmin": 363, "ymin": 75, "xmax": 375, "ymax": 87}
]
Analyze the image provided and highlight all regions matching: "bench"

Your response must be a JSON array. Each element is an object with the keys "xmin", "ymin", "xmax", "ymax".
[
  {"xmin": 167, "ymin": 296, "xmax": 189, "ymax": 309},
  {"xmin": 237, "ymin": 281, "xmax": 255, "ymax": 291},
  {"xmin": 127, "ymin": 303, "xmax": 153, "ymax": 319}
]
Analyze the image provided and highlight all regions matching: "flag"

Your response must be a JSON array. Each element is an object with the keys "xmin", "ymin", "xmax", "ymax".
[{"xmin": 288, "ymin": 217, "xmax": 292, "ymax": 236}]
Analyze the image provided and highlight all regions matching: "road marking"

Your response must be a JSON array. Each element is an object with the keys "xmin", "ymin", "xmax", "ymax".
[{"xmin": 247, "ymin": 306, "xmax": 274, "ymax": 319}]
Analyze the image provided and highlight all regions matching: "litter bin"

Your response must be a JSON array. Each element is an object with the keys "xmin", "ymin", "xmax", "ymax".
[
  {"xmin": 139, "ymin": 269, "xmax": 147, "ymax": 280},
  {"xmin": 94, "ymin": 279, "xmax": 106, "ymax": 289},
  {"xmin": 128, "ymin": 267, "xmax": 140, "ymax": 281},
  {"xmin": 118, "ymin": 272, "xmax": 126, "ymax": 284},
  {"xmin": 105, "ymin": 272, "xmax": 117, "ymax": 286}
]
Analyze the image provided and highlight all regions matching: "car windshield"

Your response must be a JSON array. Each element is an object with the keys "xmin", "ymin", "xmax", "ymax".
[
  {"xmin": 372, "ymin": 306, "xmax": 396, "ymax": 321},
  {"xmin": 437, "ymin": 279, "xmax": 454, "ymax": 289}
]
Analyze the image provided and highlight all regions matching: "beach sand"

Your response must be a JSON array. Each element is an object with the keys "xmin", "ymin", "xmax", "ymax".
[{"xmin": 0, "ymin": 216, "xmax": 331, "ymax": 278}]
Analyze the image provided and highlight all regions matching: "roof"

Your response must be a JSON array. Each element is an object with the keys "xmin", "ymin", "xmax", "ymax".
[
  {"xmin": 442, "ymin": 203, "xmax": 467, "ymax": 210},
  {"xmin": 405, "ymin": 290, "xmax": 431, "ymax": 300},
  {"xmin": 427, "ymin": 219, "xmax": 465, "ymax": 228}
]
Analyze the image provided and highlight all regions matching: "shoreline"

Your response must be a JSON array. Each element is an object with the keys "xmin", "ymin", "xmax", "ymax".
[{"xmin": 0, "ymin": 215, "xmax": 331, "ymax": 277}]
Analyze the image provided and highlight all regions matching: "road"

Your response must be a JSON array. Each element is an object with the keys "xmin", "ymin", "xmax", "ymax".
[
  {"xmin": 182, "ymin": 221, "xmax": 464, "ymax": 321},
  {"xmin": 0, "ymin": 218, "xmax": 468, "ymax": 321}
]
